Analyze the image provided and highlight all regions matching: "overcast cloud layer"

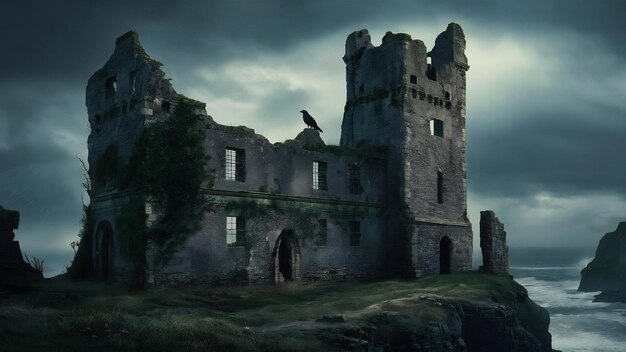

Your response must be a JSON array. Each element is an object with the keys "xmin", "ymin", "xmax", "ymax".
[{"xmin": 1, "ymin": 1, "xmax": 625, "ymax": 276}]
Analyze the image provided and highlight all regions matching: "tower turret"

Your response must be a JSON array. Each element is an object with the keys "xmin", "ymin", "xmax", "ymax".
[{"xmin": 340, "ymin": 24, "xmax": 473, "ymax": 277}]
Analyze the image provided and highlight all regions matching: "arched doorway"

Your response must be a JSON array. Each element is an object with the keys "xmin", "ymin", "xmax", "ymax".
[
  {"xmin": 439, "ymin": 236, "xmax": 452, "ymax": 274},
  {"xmin": 95, "ymin": 221, "xmax": 113, "ymax": 281},
  {"xmin": 272, "ymin": 229, "xmax": 300, "ymax": 283}
]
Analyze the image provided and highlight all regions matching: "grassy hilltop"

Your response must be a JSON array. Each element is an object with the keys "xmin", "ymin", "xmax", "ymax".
[{"xmin": 0, "ymin": 272, "xmax": 551, "ymax": 351}]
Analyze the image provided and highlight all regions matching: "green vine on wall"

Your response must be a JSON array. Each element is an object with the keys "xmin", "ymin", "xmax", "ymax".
[{"xmin": 140, "ymin": 98, "xmax": 208, "ymax": 257}]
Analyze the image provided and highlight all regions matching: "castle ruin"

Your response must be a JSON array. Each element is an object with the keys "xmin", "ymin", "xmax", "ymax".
[{"xmin": 85, "ymin": 23, "xmax": 473, "ymax": 284}]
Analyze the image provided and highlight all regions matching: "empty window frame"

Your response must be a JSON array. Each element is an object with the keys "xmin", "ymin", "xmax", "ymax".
[
  {"xmin": 349, "ymin": 221, "xmax": 361, "ymax": 246},
  {"xmin": 430, "ymin": 119, "xmax": 444, "ymax": 137},
  {"xmin": 162, "ymin": 100, "xmax": 171, "ymax": 113},
  {"xmin": 437, "ymin": 171, "xmax": 443, "ymax": 204},
  {"xmin": 129, "ymin": 70, "xmax": 137, "ymax": 94},
  {"xmin": 315, "ymin": 219, "xmax": 328, "ymax": 246},
  {"xmin": 426, "ymin": 56, "xmax": 437, "ymax": 81},
  {"xmin": 313, "ymin": 161, "xmax": 328, "ymax": 190},
  {"xmin": 410, "ymin": 75, "xmax": 417, "ymax": 84},
  {"xmin": 226, "ymin": 216, "xmax": 246, "ymax": 246},
  {"xmin": 105, "ymin": 76, "xmax": 117, "ymax": 99},
  {"xmin": 225, "ymin": 148, "xmax": 245, "ymax": 181},
  {"xmin": 348, "ymin": 165, "xmax": 362, "ymax": 194}
]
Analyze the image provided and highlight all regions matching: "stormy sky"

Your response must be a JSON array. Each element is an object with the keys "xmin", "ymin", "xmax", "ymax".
[{"xmin": 1, "ymin": 1, "xmax": 625, "ymax": 276}]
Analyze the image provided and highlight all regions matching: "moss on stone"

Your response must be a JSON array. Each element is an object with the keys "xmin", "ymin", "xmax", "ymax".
[{"xmin": 67, "ymin": 204, "xmax": 95, "ymax": 280}]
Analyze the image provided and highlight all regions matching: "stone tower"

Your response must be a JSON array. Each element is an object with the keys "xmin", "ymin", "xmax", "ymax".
[
  {"xmin": 340, "ymin": 23, "xmax": 472, "ymax": 276},
  {"xmin": 85, "ymin": 31, "xmax": 207, "ymax": 281}
]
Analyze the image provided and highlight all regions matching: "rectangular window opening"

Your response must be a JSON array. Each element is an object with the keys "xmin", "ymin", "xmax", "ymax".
[
  {"xmin": 349, "ymin": 221, "xmax": 361, "ymax": 246},
  {"xmin": 313, "ymin": 161, "xmax": 327, "ymax": 190},
  {"xmin": 410, "ymin": 75, "xmax": 417, "ymax": 84},
  {"xmin": 225, "ymin": 148, "xmax": 246, "ymax": 182},
  {"xmin": 129, "ymin": 70, "xmax": 137, "ymax": 94},
  {"xmin": 430, "ymin": 119, "xmax": 444, "ymax": 137},
  {"xmin": 105, "ymin": 76, "xmax": 117, "ymax": 99},
  {"xmin": 315, "ymin": 219, "xmax": 327, "ymax": 246},
  {"xmin": 226, "ymin": 216, "xmax": 246, "ymax": 247},
  {"xmin": 437, "ymin": 171, "xmax": 443, "ymax": 204},
  {"xmin": 349, "ymin": 165, "xmax": 362, "ymax": 194},
  {"xmin": 162, "ymin": 100, "xmax": 171, "ymax": 113}
]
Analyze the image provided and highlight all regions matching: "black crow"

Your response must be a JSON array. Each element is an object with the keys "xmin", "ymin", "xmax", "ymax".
[{"xmin": 300, "ymin": 110, "xmax": 323, "ymax": 133}]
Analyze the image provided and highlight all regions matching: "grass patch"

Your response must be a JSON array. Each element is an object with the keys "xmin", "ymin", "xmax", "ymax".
[{"xmin": 0, "ymin": 272, "xmax": 524, "ymax": 351}]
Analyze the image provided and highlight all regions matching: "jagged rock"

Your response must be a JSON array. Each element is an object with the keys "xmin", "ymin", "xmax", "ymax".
[
  {"xmin": 0, "ymin": 206, "xmax": 43, "ymax": 286},
  {"xmin": 579, "ymin": 222, "xmax": 626, "ymax": 302},
  {"xmin": 316, "ymin": 313, "xmax": 345, "ymax": 323}
]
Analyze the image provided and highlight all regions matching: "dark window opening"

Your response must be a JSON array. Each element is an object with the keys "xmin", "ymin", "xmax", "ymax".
[
  {"xmin": 419, "ymin": 91, "xmax": 426, "ymax": 100},
  {"xmin": 411, "ymin": 88, "xmax": 417, "ymax": 99},
  {"xmin": 225, "ymin": 147, "xmax": 246, "ymax": 182},
  {"xmin": 162, "ymin": 100, "xmax": 171, "ymax": 113},
  {"xmin": 430, "ymin": 119, "xmax": 444, "ymax": 137},
  {"xmin": 349, "ymin": 165, "xmax": 362, "ymax": 194},
  {"xmin": 313, "ymin": 161, "xmax": 327, "ymax": 190},
  {"xmin": 437, "ymin": 171, "xmax": 443, "ymax": 204},
  {"xmin": 445, "ymin": 101, "xmax": 452, "ymax": 110},
  {"xmin": 433, "ymin": 97, "xmax": 439, "ymax": 106},
  {"xmin": 349, "ymin": 221, "xmax": 361, "ymax": 246},
  {"xmin": 426, "ymin": 57, "xmax": 437, "ymax": 81},
  {"xmin": 427, "ymin": 95, "xmax": 433, "ymax": 103},
  {"xmin": 315, "ymin": 219, "xmax": 327, "ymax": 246},
  {"xmin": 439, "ymin": 99, "xmax": 443, "ymax": 108},
  {"xmin": 445, "ymin": 91, "xmax": 451, "ymax": 100},
  {"xmin": 410, "ymin": 75, "xmax": 417, "ymax": 84},
  {"xmin": 105, "ymin": 76, "xmax": 117, "ymax": 99},
  {"xmin": 129, "ymin": 70, "xmax": 137, "ymax": 94},
  {"xmin": 226, "ymin": 216, "xmax": 246, "ymax": 247}
]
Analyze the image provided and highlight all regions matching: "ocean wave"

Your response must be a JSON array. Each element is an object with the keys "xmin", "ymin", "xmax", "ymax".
[{"xmin": 515, "ymin": 268, "xmax": 626, "ymax": 351}]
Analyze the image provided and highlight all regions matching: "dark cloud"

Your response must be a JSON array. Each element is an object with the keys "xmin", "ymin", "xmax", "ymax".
[{"xmin": 469, "ymin": 106, "xmax": 626, "ymax": 198}]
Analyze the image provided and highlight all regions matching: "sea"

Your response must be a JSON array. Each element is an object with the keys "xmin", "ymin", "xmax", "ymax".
[{"xmin": 508, "ymin": 247, "xmax": 626, "ymax": 352}]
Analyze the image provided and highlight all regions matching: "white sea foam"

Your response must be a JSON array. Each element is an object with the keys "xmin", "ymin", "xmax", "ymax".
[
  {"xmin": 515, "ymin": 267, "xmax": 626, "ymax": 352},
  {"xmin": 577, "ymin": 256, "xmax": 594, "ymax": 270}
]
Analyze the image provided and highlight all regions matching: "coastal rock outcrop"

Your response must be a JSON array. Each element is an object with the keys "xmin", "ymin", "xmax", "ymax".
[
  {"xmin": 260, "ymin": 275, "xmax": 553, "ymax": 351},
  {"xmin": 0, "ymin": 206, "xmax": 43, "ymax": 286},
  {"xmin": 579, "ymin": 222, "xmax": 626, "ymax": 302}
]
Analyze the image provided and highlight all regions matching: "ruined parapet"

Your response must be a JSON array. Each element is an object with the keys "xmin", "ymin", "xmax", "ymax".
[
  {"xmin": 0, "ymin": 206, "xmax": 43, "ymax": 285},
  {"xmin": 294, "ymin": 128, "xmax": 326, "ymax": 150},
  {"xmin": 479, "ymin": 210, "xmax": 509, "ymax": 273}
]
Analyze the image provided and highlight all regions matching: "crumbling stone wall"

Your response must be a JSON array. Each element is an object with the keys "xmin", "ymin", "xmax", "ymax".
[
  {"xmin": 479, "ymin": 210, "xmax": 509, "ymax": 273},
  {"xmin": 85, "ymin": 25, "xmax": 475, "ymax": 285}
]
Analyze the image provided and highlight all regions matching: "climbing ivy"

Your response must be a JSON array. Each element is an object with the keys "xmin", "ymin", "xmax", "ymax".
[
  {"xmin": 139, "ymin": 98, "xmax": 208, "ymax": 257},
  {"xmin": 67, "ymin": 203, "xmax": 95, "ymax": 280}
]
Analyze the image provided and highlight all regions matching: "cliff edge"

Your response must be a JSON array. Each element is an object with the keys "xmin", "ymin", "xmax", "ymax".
[
  {"xmin": 0, "ymin": 272, "xmax": 554, "ymax": 351},
  {"xmin": 579, "ymin": 222, "xmax": 626, "ymax": 302}
]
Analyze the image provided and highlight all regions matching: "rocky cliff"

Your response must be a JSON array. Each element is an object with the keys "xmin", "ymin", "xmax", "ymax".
[
  {"xmin": 579, "ymin": 222, "xmax": 626, "ymax": 302},
  {"xmin": 257, "ymin": 273, "xmax": 554, "ymax": 351}
]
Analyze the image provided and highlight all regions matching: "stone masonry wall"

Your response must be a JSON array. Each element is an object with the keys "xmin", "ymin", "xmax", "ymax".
[{"xmin": 479, "ymin": 210, "xmax": 509, "ymax": 273}]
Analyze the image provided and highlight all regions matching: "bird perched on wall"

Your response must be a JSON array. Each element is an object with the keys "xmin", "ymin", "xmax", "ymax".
[{"xmin": 300, "ymin": 110, "xmax": 323, "ymax": 133}]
